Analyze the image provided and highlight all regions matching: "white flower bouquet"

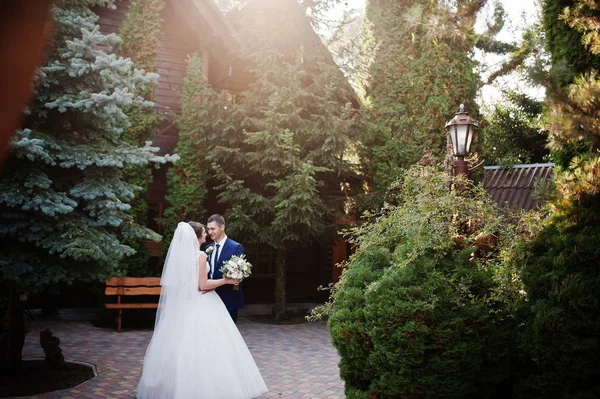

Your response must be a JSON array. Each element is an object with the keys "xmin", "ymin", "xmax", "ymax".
[{"xmin": 219, "ymin": 254, "xmax": 252, "ymax": 291}]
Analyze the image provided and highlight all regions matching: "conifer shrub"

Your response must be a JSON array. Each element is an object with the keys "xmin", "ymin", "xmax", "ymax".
[
  {"xmin": 328, "ymin": 166, "xmax": 522, "ymax": 399},
  {"xmin": 516, "ymin": 156, "xmax": 600, "ymax": 398}
]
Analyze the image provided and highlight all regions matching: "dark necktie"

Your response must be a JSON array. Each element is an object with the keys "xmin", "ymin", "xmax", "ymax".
[{"xmin": 213, "ymin": 243, "xmax": 221, "ymax": 278}]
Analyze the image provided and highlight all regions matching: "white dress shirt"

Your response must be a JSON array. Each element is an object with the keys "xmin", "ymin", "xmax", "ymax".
[{"xmin": 210, "ymin": 235, "xmax": 228, "ymax": 278}]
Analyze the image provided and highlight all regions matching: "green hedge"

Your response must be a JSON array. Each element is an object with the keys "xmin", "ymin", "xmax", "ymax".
[{"xmin": 329, "ymin": 166, "xmax": 521, "ymax": 398}]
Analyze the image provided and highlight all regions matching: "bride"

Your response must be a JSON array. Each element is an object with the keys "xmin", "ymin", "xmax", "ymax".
[{"xmin": 137, "ymin": 222, "xmax": 268, "ymax": 399}]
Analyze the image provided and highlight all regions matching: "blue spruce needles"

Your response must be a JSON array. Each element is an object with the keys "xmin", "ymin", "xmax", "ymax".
[{"xmin": 0, "ymin": 0, "xmax": 177, "ymax": 289}]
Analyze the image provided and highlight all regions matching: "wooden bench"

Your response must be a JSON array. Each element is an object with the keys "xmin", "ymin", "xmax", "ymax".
[{"xmin": 105, "ymin": 277, "xmax": 161, "ymax": 332}]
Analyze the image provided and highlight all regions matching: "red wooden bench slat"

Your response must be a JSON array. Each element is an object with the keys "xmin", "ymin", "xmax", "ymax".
[{"xmin": 104, "ymin": 277, "xmax": 162, "ymax": 332}]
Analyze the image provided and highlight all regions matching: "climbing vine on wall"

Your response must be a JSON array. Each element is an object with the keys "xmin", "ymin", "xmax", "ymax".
[
  {"xmin": 118, "ymin": 0, "xmax": 165, "ymax": 275},
  {"xmin": 162, "ymin": 54, "xmax": 230, "ymax": 244},
  {"xmin": 118, "ymin": 0, "xmax": 164, "ymax": 72}
]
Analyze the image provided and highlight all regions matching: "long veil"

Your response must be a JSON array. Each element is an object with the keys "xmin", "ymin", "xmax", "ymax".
[
  {"xmin": 139, "ymin": 222, "xmax": 200, "ymax": 385},
  {"xmin": 155, "ymin": 221, "xmax": 199, "ymax": 328}
]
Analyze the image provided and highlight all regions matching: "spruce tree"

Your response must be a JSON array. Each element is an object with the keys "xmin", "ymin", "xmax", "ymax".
[
  {"xmin": 0, "ymin": 0, "xmax": 174, "ymax": 368},
  {"xmin": 215, "ymin": 0, "xmax": 360, "ymax": 317}
]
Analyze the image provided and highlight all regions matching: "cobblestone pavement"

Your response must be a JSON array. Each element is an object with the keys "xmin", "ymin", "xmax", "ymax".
[{"xmin": 16, "ymin": 317, "xmax": 344, "ymax": 399}]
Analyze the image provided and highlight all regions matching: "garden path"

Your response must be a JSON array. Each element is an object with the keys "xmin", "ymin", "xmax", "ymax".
[{"xmin": 17, "ymin": 317, "xmax": 344, "ymax": 399}]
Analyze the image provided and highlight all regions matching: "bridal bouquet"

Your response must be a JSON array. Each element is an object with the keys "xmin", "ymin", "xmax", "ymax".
[{"xmin": 220, "ymin": 255, "xmax": 252, "ymax": 291}]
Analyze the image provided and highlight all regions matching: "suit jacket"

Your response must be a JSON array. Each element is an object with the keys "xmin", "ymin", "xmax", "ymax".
[{"xmin": 206, "ymin": 238, "xmax": 245, "ymax": 311}]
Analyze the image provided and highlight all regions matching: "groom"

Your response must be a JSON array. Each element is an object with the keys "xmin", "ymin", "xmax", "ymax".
[{"xmin": 206, "ymin": 214, "xmax": 245, "ymax": 323}]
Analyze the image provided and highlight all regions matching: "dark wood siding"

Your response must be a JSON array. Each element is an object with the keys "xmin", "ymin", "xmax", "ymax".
[
  {"xmin": 95, "ymin": 0, "xmax": 197, "ymax": 203},
  {"xmin": 95, "ymin": 0, "xmax": 130, "ymax": 34},
  {"xmin": 153, "ymin": 5, "xmax": 196, "ymax": 115},
  {"xmin": 95, "ymin": 0, "xmax": 194, "ymax": 116}
]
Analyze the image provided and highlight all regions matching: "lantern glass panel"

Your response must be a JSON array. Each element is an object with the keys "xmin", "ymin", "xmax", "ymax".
[
  {"xmin": 465, "ymin": 125, "xmax": 473, "ymax": 155},
  {"xmin": 451, "ymin": 123, "xmax": 469, "ymax": 157}
]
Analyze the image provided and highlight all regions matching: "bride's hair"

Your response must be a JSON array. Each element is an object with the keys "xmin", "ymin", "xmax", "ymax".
[{"xmin": 188, "ymin": 221, "xmax": 205, "ymax": 238}]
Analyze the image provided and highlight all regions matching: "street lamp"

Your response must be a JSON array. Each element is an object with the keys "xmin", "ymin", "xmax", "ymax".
[{"xmin": 445, "ymin": 104, "xmax": 478, "ymax": 176}]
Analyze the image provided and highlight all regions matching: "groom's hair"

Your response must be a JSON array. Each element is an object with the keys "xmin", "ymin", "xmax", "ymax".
[
  {"xmin": 207, "ymin": 214, "xmax": 225, "ymax": 227},
  {"xmin": 188, "ymin": 221, "xmax": 205, "ymax": 238}
]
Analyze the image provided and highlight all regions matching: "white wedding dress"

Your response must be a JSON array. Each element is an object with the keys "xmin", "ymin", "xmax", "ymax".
[{"xmin": 137, "ymin": 223, "xmax": 268, "ymax": 399}]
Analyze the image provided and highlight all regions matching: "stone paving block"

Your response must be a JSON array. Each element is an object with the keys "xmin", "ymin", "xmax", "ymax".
[{"xmin": 16, "ymin": 318, "xmax": 344, "ymax": 399}]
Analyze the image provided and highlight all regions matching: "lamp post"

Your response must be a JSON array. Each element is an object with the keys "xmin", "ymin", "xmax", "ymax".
[{"xmin": 445, "ymin": 104, "xmax": 478, "ymax": 176}]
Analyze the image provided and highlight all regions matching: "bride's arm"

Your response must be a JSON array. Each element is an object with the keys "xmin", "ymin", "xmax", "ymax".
[{"xmin": 198, "ymin": 253, "xmax": 237, "ymax": 291}]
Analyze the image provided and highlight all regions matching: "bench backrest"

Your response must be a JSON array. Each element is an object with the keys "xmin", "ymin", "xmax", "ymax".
[{"xmin": 105, "ymin": 277, "xmax": 162, "ymax": 296}]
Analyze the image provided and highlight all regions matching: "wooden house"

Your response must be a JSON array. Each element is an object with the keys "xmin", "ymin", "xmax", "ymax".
[
  {"xmin": 96, "ymin": 0, "xmax": 244, "ymax": 233},
  {"xmin": 96, "ymin": 0, "xmax": 354, "ymax": 304}
]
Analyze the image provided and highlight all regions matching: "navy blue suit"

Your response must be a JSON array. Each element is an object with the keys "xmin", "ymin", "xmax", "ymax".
[{"xmin": 206, "ymin": 238, "xmax": 245, "ymax": 322}]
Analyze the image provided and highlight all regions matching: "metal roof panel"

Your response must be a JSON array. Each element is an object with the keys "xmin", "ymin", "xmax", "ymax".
[{"xmin": 483, "ymin": 163, "xmax": 554, "ymax": 211}]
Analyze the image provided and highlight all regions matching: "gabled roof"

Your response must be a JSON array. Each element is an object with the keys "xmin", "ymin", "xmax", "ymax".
[
  {"xmin": 483, "ymin": 163, "xmax": 554, "ymax": 211},
  {"xmin": 223, "ymin": 0, "xmax": 358, "ymax": 105},
  {"xmin": 171, "ymin": 0, "xmax": 239, "ymax": 53},
  {"xmin": 191, "ymin": 0, "xmax": 237, "ymax": 39},
  {"xmin": 170, "ymin": 0, "xmax": 357, "ymax": 103}
]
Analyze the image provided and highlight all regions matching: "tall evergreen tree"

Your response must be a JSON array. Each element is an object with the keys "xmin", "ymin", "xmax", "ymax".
[
  {"xmin": 360, "ymin": 0, "xmax": 512, "ymax": 193},
  {"xmin": 162, "ymin": 53, "xmax": 231, "ymax": 239},
  {"xmin": 541, "ymin": 0, "xmax": 600, "ymax": 160},
  {"xmin": 478, "ymin": 92, "xmax": 548, "ymax": 166},
  {"xmin": 542, "ymin": 0, "xmax": 600, "ymax": 85},
  {"xmin": 0, "ymin": 0, "xmax": 174, "ymax": 368},
  {"xmin": 215, "ymin": 0, "xmax": 360, "ymax": 317},
  {"xmin": 559, "ymin": 0, "xmax": 600, "ymax": 57},
  {"xmin": 514, "ymin": 1, "xmax": 600, "ymax": 396}
]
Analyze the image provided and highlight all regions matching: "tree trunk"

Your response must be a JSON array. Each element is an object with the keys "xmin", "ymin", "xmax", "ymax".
[
  {"xmin": 273, "ymin": 248, "xmax": 287, "ymax": 320},
  {"xmin": 8, "ymin": 283, "xmax": 25, "ymax": 370}
]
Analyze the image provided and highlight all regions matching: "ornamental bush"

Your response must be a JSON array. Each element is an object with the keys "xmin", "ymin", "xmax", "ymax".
[
  {"xmin": 515, "ymin": 156, "xmax": 600, "ymax": 398},
  {"xmin": 328, "ymin": 166, "xmax": 524, "ymax": 399}
]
